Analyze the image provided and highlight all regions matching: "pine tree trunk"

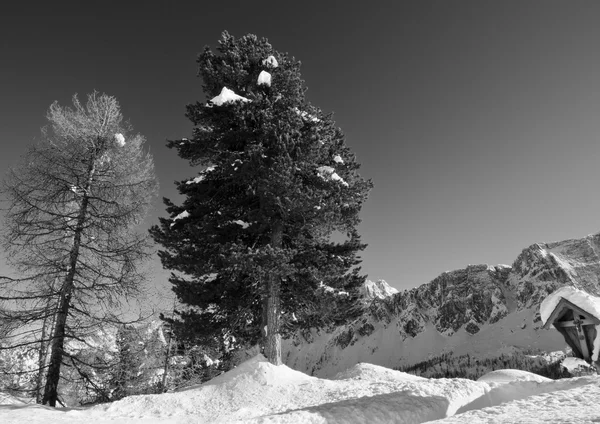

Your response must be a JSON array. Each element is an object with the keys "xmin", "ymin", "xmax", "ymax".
[
  {"xmin": 265, "ymin": 220, "xmax": 283, "ymax": 365},
  {"xmin": 42, "ymin": 157, "xmax": 95, "ymax": 406}
]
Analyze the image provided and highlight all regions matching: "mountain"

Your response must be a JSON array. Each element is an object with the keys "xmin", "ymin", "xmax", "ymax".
[
  {"xmin": 360, "ymin": 279, "xmax": 399, "ymax": 300},
  {"xmin": 0, "ymin": 320, "xmax": 169, "ymax": 405},
  {"xmin": 283, "ymin": 232, "xmax": 600, "ymax": 377}
]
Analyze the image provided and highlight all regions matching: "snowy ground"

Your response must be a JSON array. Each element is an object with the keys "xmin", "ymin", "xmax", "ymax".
[{"xmin": 1, "ymin": 356, "xmax": 599, "ymax": 423}]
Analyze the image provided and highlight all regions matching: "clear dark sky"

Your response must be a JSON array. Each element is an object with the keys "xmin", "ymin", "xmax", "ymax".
[{"xmin": 2, "ymin": 1, "xmax": 600, "ymax": 300}]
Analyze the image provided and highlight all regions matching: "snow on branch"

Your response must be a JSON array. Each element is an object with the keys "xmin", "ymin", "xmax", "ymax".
[
  {"xmin": 316, "ymin": 166, "xmax": 349, "ymax": 187},
  {"xmin": 210, "ymin": 87, "xmax": 251, "ymax": 106},
  {"xmin": 257, "ymin": 71, "xmax": 272, "ymax": 87},
  {"xmin": 293, "ymin": 107, "xmax": 320, "ymax": 123},
  {"xmin": 170, "ymin": 210, "xmax": 190, "ymax": 227},
  {"xmin": 186, "ymin": 165, "xmax": 217, "ymax": 185},
  {"xmin": 318, "ymin": 281, "xmax": 349, "ymax": 297},
  {"xmin": 114, "ymin": 133, "xmax": 125, "ymax": 147},
  {"xmin": 262, "ymin": 55, "xmax": 278, "ymax": 68}
]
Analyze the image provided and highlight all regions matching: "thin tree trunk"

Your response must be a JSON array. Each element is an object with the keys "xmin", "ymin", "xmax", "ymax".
[
  {"xmin": 42, "ymin": 282, "xmax": 73, "ymax": 406},
  {"xmin": 42, "ymin": 157, "xmax": 96, "ymax": 406},
  {"xmin": 161, "ymin": 298, "xmax": 176, "ymax": 392},
  {"xmin": 36, "ymin": 295, "xmax": 57, "ymax": 403},
  {"xmin": 265, "ymin": 219, "xmax": 283, "ymax": 365},
  {"xmin": 36, "ymin": 313, "xmax": 49, "ymax": 403}
]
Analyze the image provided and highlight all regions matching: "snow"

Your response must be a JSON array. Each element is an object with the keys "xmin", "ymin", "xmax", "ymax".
[
  {"xmin": 262, "ymin": 55, "xmax": 278, "ymax": 68},
  {"xmin": 562, "ymin": 357, "xmax": 592, "ymax": 373},
  {"xmin": 170, "ymin": 210, "xmax": 190, "ymax": 227},
  {"xmin": 2, "ymin": 355, "xmax": 600, "ymax": 424},
  {"xmin": 477, "ymin": 369, "xmax": 551, "ymax": 384},
  {"xmin": 0, "ymin": 393, "xmax": 33, "ymax": 406},
  {"xmin": 293, "ymin": 107, "xmax": 320, "ymax": 123},
  {"xmin": 318, "ymin": 282, "xmax": 349, "ymax": 297},
  {"xmin": 540, "ymin": 286, "xmax": 600, "ymax": 326},
  {"xmin": 317, "ymin": 165, "xmax": 334, "ymax": 174},
  {"xmin": 203, "ymin": 273, "xmax": 218, "ymax": 282},
  {"xmin": 333, "ymin": 155, "xmax": 344, "ymax": 164},
  {"xmin": 114, "ymin": 133, "xmax": 125, "ymax": 146},
  {"xmin": 257, "ymin": 70, "xmax": 272, "ymax": 86},
  {"xmin": 361, "ymin": 279, "xmax": 399, "ymax": 300},
  {"xmin": 437, "ymin": 377, "xmax": 600, "ymax": 424},
  {"xmin": 186, "ymin": 165, "xmax": 217, "ymax": 184},
  {"xmin": 316, "ymin": 166, "xmax": 349, "ymax": 187},
  {"xmin": 186, "ymin": 175, "xmax": 205, "ymax": 184},
  {"xmin": 594, "ymin": 324, "xmax": 600, "ymax": 361},
  {"xmin": 233, "ymin": 220, "xmax": 250, "ymax": 229},
  {"xmin": 210, "ymin": 87, "xmax": 251, "ymax": 106},
  {"xmin": 284, "ymin": 306, "xmax": 566, "ymax": 379}
]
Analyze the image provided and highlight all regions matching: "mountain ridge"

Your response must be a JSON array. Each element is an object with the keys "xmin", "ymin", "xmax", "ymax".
[{"xmin": 283, "ymin": 232, "xmax": 600, "ymax": 377}]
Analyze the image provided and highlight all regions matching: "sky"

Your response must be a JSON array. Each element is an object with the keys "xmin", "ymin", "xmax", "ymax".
[{"xmin": 2, "ymin": 1, "xmax": 600, "ymax": 302}]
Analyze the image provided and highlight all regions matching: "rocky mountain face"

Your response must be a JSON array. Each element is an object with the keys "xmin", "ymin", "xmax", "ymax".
[{"xmin": 283, "ymin": 233, "xmax": 600, "ymax": 377}]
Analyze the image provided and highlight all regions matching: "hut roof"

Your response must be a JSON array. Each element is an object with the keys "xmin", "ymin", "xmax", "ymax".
[
  {"xmin": 541, "ymin": 286, "xmax": 600, "ymax": 362},
  {"xmin": 540, "ymin": 286, "xmax": 600, "ymax": 326}
]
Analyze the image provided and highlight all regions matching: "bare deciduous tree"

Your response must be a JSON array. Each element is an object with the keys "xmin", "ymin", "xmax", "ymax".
[{"xmin": 0, "ymin": 92, "xmax": 158, "ymax": 406}]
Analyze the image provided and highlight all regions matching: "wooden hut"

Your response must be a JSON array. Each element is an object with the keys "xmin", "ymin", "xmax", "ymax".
[{"xmin": 543, "ymin": 297, "xmax": 600, "ymax": 363}]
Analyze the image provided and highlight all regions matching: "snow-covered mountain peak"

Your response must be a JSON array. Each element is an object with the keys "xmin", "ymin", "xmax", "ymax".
[{"xmin": 360, "ymin": 279, "xmax": 399, "ymax": 300}]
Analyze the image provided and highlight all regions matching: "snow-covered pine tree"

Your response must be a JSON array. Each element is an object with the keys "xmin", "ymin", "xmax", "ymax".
[{"xmin": 150, "ymin": 32, "xmax": 373, "ymax": 365}]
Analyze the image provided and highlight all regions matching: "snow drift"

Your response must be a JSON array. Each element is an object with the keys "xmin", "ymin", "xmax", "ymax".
[{"xmin": 2, "ymin": 356, "xmax": 600, "ymax": 424}]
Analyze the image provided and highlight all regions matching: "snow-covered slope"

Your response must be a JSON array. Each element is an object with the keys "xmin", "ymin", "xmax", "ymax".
[
  {"xmin": 2, "ymin": 355, "xmax": 599, "ymax": 424},
  {"xmin": 284, "ymin": 233, "xmax": 600, "ymax": 377}
]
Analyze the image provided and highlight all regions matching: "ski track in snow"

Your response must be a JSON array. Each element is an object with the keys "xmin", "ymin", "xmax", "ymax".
[{"xmin": 1, "ymin": 356, "xmax": 600, "ymax": 424}]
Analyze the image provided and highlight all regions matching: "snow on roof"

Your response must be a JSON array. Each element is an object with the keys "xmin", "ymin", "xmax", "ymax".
[
  {"xmin": 540, "ymin": 286, "xmax": 600, "ymax": 361},
  {"xmin": 210, "ymin": 87, "xmax": 251, "ymax": 106},
  {"xmin": 114, "ymin": 133, "xmax": 125, "ymax": 147},
  {"xmin": 262, "ymin": 55, "xmax": 278, "ymax": 68},
  {"xmin": 257, "ymin": 70, "xmax": 272, "ymax": 87},
  {"xmin": 233, "ymin": 220, "xmax": 250, "ymax": 229},
  {"xmin": 540, "ymin": 286, "xmax": 600, "ymax": 325},
  {"xmin": 333, "ymin": 155, "xmax": 344, "ymax": 164}
]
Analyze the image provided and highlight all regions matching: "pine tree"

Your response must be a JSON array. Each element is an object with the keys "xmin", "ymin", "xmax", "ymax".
[
  {"xmin": 0, "ymin": 93, "xmax": 158, "ymax": 405},
  {"xmin": 150, "ymin": 32, "xmax": 372, "ymax": 365}
]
